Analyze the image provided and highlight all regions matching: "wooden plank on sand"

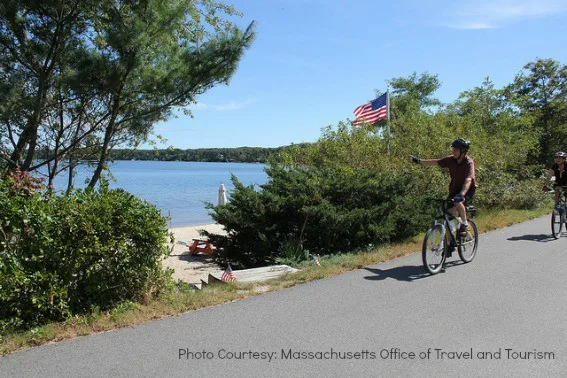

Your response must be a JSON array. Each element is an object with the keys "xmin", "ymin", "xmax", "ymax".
[{"xmin": 209, "ymin": 265, "xmax": 299, "ymax": 283}]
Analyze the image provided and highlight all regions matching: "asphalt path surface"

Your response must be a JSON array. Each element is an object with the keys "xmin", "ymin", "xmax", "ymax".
[{"xmin": 1, "ymin": 215, "xmax": 566, "ymax": 377}]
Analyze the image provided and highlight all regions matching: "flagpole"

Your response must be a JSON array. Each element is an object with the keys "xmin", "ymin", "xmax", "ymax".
[{"xmin": 386, "ymin": 89, "xmax": 391, "ymax": 157}]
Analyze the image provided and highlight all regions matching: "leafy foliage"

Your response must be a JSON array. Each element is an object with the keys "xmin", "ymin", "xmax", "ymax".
[
  {"xmin": 0, "ymin": 180, "xmax": 172, "ymax": 331},
  {"xmin": 206, "ymin": 167, "xmax": 436, "ymax": 268},
  {"xmin": 275, "ymin": 235, "xmax": 311, "ymax": 267},
  {"xmin": 505, "ymin": 58, "xmax": 567, "ymax": 163}
]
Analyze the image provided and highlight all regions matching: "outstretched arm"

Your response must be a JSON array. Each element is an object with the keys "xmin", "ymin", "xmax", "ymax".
[
  {"xmin": 410, "ymin": 155, "xmax": 439, "ymax": 167},
  {"xmin": 419, "ymin": 159, "xmax": 440, "ymax": 167}
]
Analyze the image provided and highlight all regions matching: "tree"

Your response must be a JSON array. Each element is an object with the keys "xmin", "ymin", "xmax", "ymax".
[
  {"xmin": 388, "ymin": 72, "xmax": 442, "ymax": 116},
  {"xmin": 441, "ymin": 78, "xmax": 538, "ymax": 177},
  {"xmin": 449, "ymin": 77, "xmax": 508, "ymax": 131},
  {"xmin": 1, "ymin": 0, "xmax": 90, "ymax": 173},
  {"xmin": 385, "ymin": 72, "xmax": 442, "ymax": 146},
  {"xmin": 505, "ymin": 58, "xmax": 567, "ymax": 163},
  {"xmin": 1, "ymin": 0, "xmax": 255, "ymax": 189}
]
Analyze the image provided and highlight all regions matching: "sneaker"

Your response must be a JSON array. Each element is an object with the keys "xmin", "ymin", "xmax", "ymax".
[
  {"xmin": 446, "ymin": 241, "xmax": 456, "ymax": 257},
  {"xmin": 459, "ymin": 223, "xmax": 469, "ymax": 237}
]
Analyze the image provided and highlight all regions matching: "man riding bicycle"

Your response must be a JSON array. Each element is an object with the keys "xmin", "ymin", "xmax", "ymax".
[
  {"xmin": 411, "ymin": 138, "xmax": 477, "ymax": 252},
  {"xmin": 543, "ymin": 151, "xmax": 567, "ymax": 205}
]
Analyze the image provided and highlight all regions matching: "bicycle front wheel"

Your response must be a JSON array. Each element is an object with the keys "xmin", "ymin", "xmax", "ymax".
[
  {"xmin": 422, "ymin": 224, "xmax": 446, "ymax": 275},
  {"xmin": 551, "ymin": 208, "xmax": 562, "ymax": 239},
  {"xmin": 458, "ymin": 219, "xmax": 478, "ymax": 263}
]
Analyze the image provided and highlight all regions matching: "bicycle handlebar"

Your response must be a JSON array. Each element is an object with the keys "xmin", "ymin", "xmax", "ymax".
[
  {"xmin": 426, "ymin": 198, "xmax": 457, "ymax": 213},
  {"xmin": 426, "ymin": 198, "xmax": 455, "ymax": 204}
]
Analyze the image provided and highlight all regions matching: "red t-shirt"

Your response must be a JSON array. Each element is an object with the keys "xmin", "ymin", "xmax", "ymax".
[{"xmin": 437, "ymin": 155, "xmax": 476, "ymax": 196}]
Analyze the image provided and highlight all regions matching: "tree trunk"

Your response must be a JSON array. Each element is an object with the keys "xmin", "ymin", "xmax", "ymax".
[
  {"xmin": 66, "ymin": 161, "xmax": 75, "ymax": 196},
  {"xmin": 88, "ymin": 108, "xmax": 118, "ymax": 189},
  {"xmin": 8, "ymin": 76, "xmax": 49, "ymax": 172},
  {"xmin": 48, "ymin": 158, "xmax": 58, "ymax": 192},
  {"xmin": 88, "ymin": 129, "xmax": 113, "ymax": 189}
]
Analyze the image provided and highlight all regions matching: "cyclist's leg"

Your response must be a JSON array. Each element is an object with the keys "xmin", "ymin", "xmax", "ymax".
[
  {"xmin": 561, "ymin": 186, "xmax": 567, "ymax": 206},
  {"xmin": 458, "ymin": 193, "xmax": 475, "ymax": 235},
  {"xmin": 463, "ymin": 193, "xmax": 474, "ymax": 210},
  {"xmin": 454, "ymin": 201, "xmax": 467, "ymax": 221},
  {"xmin": 446, "ymin": 193, "xmax": 459, "ymax": 218},
  {"xmin": 559, "ymin": 187, "xmax": 567, "ymax": 222},
  {"xmin": 447, "ymin": 191, "xmax": 470, "ymax": 221},
  {"xmin": 553, "ymin": 186, "xmax": 560, "ymax": 207}
]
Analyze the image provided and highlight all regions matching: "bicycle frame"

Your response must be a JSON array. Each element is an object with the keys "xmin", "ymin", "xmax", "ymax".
[
  {"xmin": 424, "ymin": 198, "xmax": 478, "ymax": 274},
  {"xmin": 430, "ymin": 199, "xmax": 459, "ymax": 250}
]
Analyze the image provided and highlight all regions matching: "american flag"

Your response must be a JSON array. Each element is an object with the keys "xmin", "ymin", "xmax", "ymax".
[
  {"xmin": 221, "ymin": 264, "xmax": 237, "ymax": 282},
  {"xmin": 353, "ymin": 91, "xmax": 388, "ymax": 125}
]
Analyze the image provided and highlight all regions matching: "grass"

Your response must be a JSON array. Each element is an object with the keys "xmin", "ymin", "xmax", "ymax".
[{"xmin": 0, "ymin": 205, "xmax": 551, "ymax": 356}]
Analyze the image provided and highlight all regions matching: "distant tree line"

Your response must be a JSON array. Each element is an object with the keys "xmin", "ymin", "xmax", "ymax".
[{"xmin": 107, "ymin": 145, "xmax": 309, "ymax": 163}]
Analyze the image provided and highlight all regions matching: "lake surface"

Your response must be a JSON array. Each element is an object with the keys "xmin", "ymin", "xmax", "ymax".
[{"xmin": 50, "ymin": 161, "xmax": 268, "ymax": 227}]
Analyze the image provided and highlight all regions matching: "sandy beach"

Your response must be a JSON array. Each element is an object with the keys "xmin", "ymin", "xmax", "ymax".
[{"xmin": 162, "ymin": 223, "xmax": 226, "ymax": 284}]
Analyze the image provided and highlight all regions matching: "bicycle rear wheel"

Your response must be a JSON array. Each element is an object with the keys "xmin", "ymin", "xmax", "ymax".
[
  {"xmin": 458, "ymin": 219, "xmax": 478, "ymax": 263},
  {"xmin": 551, "ymin": 208, "xmax": 562, "ymax": 239},
  {"xmin": 422, "ymin": 224, "xmax": 446, "ymax": 274}
]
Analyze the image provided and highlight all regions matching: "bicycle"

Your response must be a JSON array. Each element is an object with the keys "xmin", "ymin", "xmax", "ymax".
[
  {"xmin": 549, "ymin": 186, "xmax": 567, "ymax": 239},
  {"xmin": 422, "ymin": 198, "xmax": 479, "ymax": 275}
]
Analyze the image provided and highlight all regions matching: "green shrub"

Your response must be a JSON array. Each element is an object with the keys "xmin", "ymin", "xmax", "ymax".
[
  {"xmin": 275, "ymin": 235, "xmax": 310, "ymax": 267},
  {"xmin": 474, "ymin": 167, "xmax": 548, "ymax": 210},
  {"xmin": 206, "ymin": 167, "xmax": 436, "ymax": 268},
  {"xmin": 0, "ymin": 180, "xmax": 172, "ymax": 332}
]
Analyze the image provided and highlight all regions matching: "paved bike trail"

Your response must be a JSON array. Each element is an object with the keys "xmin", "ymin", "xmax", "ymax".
[{"xmin": 1, "ymin": 215, "xmax": 566, "ymax": 377}]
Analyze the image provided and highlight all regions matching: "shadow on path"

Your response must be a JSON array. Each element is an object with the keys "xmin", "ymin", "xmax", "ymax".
[
  {"xmin": 507, "ymin": 234, "xmax": 557, "ymax": 243},
  {"xmin": 363, "ymin": 260, "xmax": 466, "ymax": 282}
]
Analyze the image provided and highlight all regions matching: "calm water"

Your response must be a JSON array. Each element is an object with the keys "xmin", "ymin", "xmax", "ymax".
[{"xmin": 50, "ymin": 161, "xmax": 268, "ymax": 227}]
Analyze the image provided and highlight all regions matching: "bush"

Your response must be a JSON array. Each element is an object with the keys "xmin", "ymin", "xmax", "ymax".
[
  {"xmin": 275, "ymin": 235, "xmax": 311, "ymax": 267},
  {"xmin": 474, "ymin": 167, "xmax": 548, "ymax": 210},
  {"xmin": 206, "ymin": 167, "xmax": 436, "ymax": 268},
  {"xmin": 0, "ymin": 180, "xmax": 172, "ymax": 331}
]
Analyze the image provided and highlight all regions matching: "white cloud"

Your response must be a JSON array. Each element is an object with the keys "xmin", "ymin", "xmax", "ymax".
[
  {"xmin": 441, "ymin": 0, "xmax": 567, "ymax": 29},
  {"xmin": 449, "ymin": 21, "xmax": 497, "ymax": 30},
  {"xmin": 193, "ymin": 99, "xmax": 254, "ymax": 111}
]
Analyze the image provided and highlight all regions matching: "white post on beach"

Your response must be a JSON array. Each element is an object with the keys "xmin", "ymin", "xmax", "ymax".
[{"xmin": 218, "ymin": 183, "xmax": 227, "ymax": 206}]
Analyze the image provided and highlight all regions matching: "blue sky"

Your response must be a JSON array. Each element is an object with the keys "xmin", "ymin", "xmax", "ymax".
[{"xmin": 151, "ymin": 0, "xmax": 567, "ymax": 149}]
